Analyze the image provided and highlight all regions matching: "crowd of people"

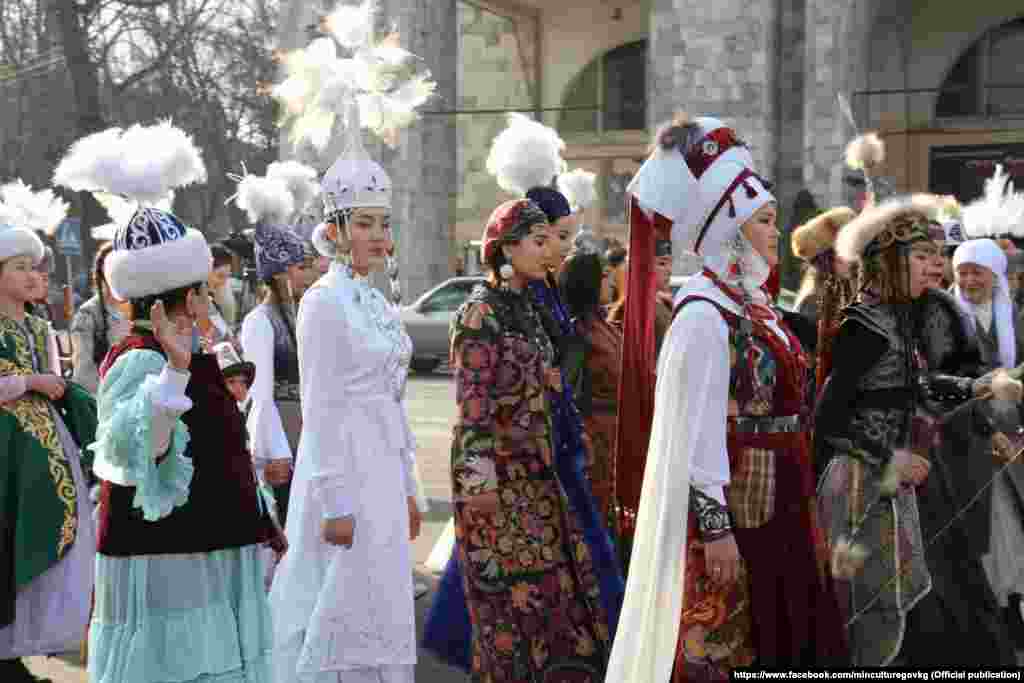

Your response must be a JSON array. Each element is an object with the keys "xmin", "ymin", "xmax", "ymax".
[{"xmin": 2, "ymin": 16, "xmax": 1024, "ymax": 683}]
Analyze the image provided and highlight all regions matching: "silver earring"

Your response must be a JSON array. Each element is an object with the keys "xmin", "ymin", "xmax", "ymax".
[{"xmin": 499, "ymin": 263, "xmax": 515, "ymax": 281}]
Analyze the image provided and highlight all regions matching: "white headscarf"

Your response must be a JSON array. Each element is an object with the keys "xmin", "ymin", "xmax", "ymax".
[{"xmin": 953, "ymin": 238, "xmax": 1015, "ymax": 368}]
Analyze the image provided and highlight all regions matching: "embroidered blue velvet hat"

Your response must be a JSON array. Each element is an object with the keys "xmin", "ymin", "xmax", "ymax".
[{"xmin": 254, "ymin": 222, "xmax": 305, "ymax": 281}]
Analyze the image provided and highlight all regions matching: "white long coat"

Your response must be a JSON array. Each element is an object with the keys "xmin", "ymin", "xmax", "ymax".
[{"xmin": 270, "ymin": 262, "xmax": 417, "ymax": 678}]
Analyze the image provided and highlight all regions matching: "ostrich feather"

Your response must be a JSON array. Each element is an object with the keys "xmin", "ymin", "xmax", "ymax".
[
  {"xmin": 844, "ymin": 132, "xmax": 885, "ymax": 172},
  {"xmin": 557, "ymin": 169, "xmax": 598, "ymax": 211},
  {"xmin": 961, "ymin": 164, "xmax": 1024, "ymax": 239},
  {"xmin": 269, "ymin": 3, "xmax": 435, "ymax": 152},
  {"xmin": 0, "ymin": 180, "xmax": 69, "ymax": 236},
  {"xmin": 229, "ymin": 172, "xmax": 294, "ymax": 225},
  {"xmin": 267, "ymin": 161, "xmax": 320, "ymax": 215},
  {"xmin": 54, "ymin": 122, "xmax": 206, "ymax": 204},
  {"xmin": 322, "ymin": 0, "xmax": 375, "ymax": 51},
  {"xmin": 486, "ymin": 113, "xmax": 567, "ymax": 196},
  {"xmin": 835, "ymin": 193, "xmax": 948, "ymax": 263}
]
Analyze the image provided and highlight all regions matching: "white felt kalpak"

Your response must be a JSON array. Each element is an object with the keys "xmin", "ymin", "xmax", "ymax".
[
  {"xmin": 104, "ymin": 228, "xmax": 212, "ymax": 301},
  {"xmin": 0, "ymin": 222, "xmax": 45, "ymax": 263}
]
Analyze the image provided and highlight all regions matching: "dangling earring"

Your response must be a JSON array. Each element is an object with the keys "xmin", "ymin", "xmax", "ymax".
[
  {"xmin": 499, "ymin": 263, "xmax": 515, "ymax": 288},
  {"xmin": 386, "ymin": 252, "xmax": 402, "ymax": 303}
]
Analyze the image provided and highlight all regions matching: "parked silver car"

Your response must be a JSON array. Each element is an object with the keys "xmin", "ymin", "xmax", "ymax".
[{"xmin": 400, "ymin": 276, "xmax": 485, "ymax": 373}]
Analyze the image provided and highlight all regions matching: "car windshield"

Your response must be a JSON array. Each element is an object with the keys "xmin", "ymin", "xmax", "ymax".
[{"xmin": 419, "ymin": 280, "xmax": 479, "ymax": 314}]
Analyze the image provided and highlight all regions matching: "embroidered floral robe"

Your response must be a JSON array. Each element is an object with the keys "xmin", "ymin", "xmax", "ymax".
[{"xmin": 451, "ymin": 283, "xmax": 609, "ymax": 682}]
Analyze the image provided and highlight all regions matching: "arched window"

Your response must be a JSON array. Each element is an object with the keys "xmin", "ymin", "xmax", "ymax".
[
  {"xmin": 936, "ymin": 17, "xmax": 1024, "ymax": 118},
  {"xmin": 560, "ymin": 40, "xmax": 647, "ymax": 133}
]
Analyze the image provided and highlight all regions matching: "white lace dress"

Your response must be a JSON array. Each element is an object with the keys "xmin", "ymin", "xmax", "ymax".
[{"xmin": 269, "ymin": 262, "xmax": 418, "ymax": 683}]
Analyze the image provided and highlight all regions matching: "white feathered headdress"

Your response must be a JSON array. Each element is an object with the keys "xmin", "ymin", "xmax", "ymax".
[
  {"xmin": 53, "ymin": 121, "xmax": 211, "ymax": 301},
  {"xmin": 0, "ymin": 180, "xmax": 69, "ymax": 237},
  {"xmin": 270, "ymin": 0, "xmax": 437, "ymax": 151},
  {"xmin": 227, "ymin": 160, "xmax": 321, "ymax": 225},
  {"xmin": 557, "ymin": 169, "xmax": 597, "ymax": 212},
  {"xmin": 486, "ymin": 113, "xmax": 567, "ymax": 196},
  {"xmin": 53, "ymin": 121, "xmax": 206, "ymax": 205},
  {"xmin": 961, "ymin": 164, "xmax": 1024, "ymax": 239}
]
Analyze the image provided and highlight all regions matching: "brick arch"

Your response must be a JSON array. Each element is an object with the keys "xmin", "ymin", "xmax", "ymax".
[{"xmin": 557, "ymin": 39, "xmax": 648, "ymax": 133}]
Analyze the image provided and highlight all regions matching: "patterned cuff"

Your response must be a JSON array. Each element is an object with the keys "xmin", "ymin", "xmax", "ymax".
[{"xmin": 691, "ymin": 487, "xmax": 732, "ymax": 542}]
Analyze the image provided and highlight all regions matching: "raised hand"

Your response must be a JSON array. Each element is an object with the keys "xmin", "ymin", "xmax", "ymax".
[{"xmin": 151, "ymin": 300, "xmax": 192, "ymax": 371}]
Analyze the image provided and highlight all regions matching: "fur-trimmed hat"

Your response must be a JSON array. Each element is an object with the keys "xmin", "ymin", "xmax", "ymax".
[
  {"xmin": 0, "ymin": 179, "xmax": 64, "ymax": 264},
  {"xmin": 835, "ymin": 194, "xmax": 950, "ymax": 263},
  {"xmin": 791, "ymin": 207, "xmax": 856, "ymax": 262},
  {"xmin": 54, "ymin": 122, "xmax": 210, "ymax": 300},
  {"xmin": 0, "ymin": 222, "xmax": 44, "ymax": 264}
]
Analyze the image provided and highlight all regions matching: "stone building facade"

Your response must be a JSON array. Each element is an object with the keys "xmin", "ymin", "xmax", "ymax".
[{"xmin": 284, "ymin": 0, "xmax": 1024, "ymax": 294}]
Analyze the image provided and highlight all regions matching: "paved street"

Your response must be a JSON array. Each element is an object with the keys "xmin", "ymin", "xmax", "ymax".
[{"xmin": 28, "ymin": 373, "xmax": 469, "ymax": 682}]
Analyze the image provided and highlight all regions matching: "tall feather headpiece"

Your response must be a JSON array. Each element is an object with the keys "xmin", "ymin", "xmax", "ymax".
[
  {"xmin": 486, "ymin": 113, "xmax": 567, "ymax": 196},
  {"xmin": 270, "ymin": 0, "xmax": 437, "ymax": 151},
  {"xmin": 53, "ymin": 121, "xmax": 206, "ymax": 205},
  {"xmin": 836, "ymin": 194, "xmax": 949, "ymax": 263},
  {"xmin": 557, "ymin": 169, "xmax": 598, "ymax": 212},
  {"xmin": 266, "ymin": 161, "xmax": 320, "ymax": 216},
  {"xmin": 0, "ymin": 180, "xmax": 69, "ymax": 236},
  {"xmin": 961, "ymin": 164, "xmax": 1024, "ymax": 239},
  {"xmin": 227, "ymin": 166, "xmax": 295, "ymax": 225}
]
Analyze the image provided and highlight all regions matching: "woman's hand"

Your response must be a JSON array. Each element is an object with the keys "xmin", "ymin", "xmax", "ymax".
[
  {"xmin": 151, "ymin": 300, "xmax": 192, "ymax": 371},
  {"xmin": 408, "ymin": 496, "xmax": 422, "ymax": 540},
  {"xmin": 322, "ymin": 516, "xmax": 355, "ymax": 548},
  {"xmin": 264, "ymin": 459, "xmax": 293, "ymax": 486},
  {"xmin": 266, "ymin": 523, "xmax": 288, "ymax": 560},
  {"xmin": 28, "ymin": 374, "xmax": 65, "ymax": 401},
  {"xmin": 703, "ymin": 534, "xmax": 742, "ymax": 589}
]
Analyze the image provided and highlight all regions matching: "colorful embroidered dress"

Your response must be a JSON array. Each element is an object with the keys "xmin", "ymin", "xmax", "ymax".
[
  {"xmin": 451, "ymin": 283, "xmax": 609, "ymax": 682},
  {"xmin": 672, "ymin": 289, "xmax": 846, "ymax": 679},
  {"xmin": 0, "ymin": 313, "xmax": 97, "ymax": 658}
]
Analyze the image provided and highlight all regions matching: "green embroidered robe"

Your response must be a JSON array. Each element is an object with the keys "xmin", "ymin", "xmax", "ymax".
[{"xmin": 0, "ymin": 313, "xmax": 96, "ymax": 628}]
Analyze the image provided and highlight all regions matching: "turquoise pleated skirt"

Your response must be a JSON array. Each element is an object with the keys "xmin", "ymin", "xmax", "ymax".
[{"xmin": 89, "ymin": 545, "xmax": 273, "ymax": 683}]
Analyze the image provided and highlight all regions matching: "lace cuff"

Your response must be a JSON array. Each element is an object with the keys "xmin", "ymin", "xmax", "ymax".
[{"xmin": 691, "ymin": 486, "xmax": 732, "ymax": 542}]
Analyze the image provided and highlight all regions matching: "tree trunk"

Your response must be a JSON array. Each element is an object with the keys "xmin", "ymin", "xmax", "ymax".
[{"xmin": 52, "ymin": 0, "xmax": 106, "ymax": 288}]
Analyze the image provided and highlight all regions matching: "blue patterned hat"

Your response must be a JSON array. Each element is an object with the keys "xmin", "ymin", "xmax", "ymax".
[
  {"xmin": 254, "ymin": 222, "xmax": 305, "ymax": 281},
  {"xmin": 105, "ymin": 207, "xmax": 212, "ymax": 300}
]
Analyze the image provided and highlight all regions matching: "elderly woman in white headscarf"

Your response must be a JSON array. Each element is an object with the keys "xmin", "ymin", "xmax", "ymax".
[{"xmin": 952, "ymin": 238, "xmax": 1023, "ymax": 371}]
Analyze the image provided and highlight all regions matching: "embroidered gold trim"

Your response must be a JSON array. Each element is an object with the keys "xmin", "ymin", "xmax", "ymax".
[{"xmin": 0, "ymin": 317, "xmax": 77, "ymax": 556}]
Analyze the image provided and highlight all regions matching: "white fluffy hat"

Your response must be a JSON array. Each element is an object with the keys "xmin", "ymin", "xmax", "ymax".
[
  {"xmin": 0, "ymin": 179, "xmax": 65, "ymax": 263},
  {"xmin": 54, "ymin": 121, "xmax": 211, "ymax": 300},
  {"xmin": 0, "ymin": 222, "xmax": 44, "ymax": 263}
]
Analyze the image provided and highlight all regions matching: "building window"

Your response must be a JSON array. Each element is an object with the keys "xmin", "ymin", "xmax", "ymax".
[
  {"xmin": 560, "ymin": 40, "xmax": 647, "ymax": 134},
  {"xmin": 936, "ymin": 17, "xmax": 1024, "ymax": 118}
]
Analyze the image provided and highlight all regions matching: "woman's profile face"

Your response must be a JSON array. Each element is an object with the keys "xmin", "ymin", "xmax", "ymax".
[
  {"xmin": 741, "ymin": 203, "xmax": 779, "ymax": 267},
  {"xmin": 504, "ymin": 223, "xmax": 551, "ymax": 282},
  {"xmin": 333, "ymin": 207, "xmax": 392, "ymax": 272}
]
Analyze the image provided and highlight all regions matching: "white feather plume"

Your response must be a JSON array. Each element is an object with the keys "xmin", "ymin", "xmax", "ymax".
[
  {"xmin": 486, "ymin": 113, "xmax": 567, "ymax": 196},
  {"xmin": 230, "ymin": 172, "xmax": 294, "ymax": 225},
  {"xmin": 558, "ymin": 169, "xmax": 598, "ymax": 211},
  {"xmin": 266, "ymin": 161, "xmax": 320, "ymax": 215},
  {"xmin": 0, "ymin": 180, "xmax": 69, "ymax": 236},
  {"xmin": 270, "ymin": 2, "xmax": 436, "ymax": 151},
  {"xmin": 836, "ymin": 193, "xmax": 948, "ymax": 263},
  {"xmin": 844, "ymin": 132, "xmax": 886, "ymax": 172},
  {"xmin": 961, "ymin": 164, "xmax": 1024, "ymax": 239},
  {"xmin": 321, "ymin": 0, "xmax": 375, "ymax": 51},
  {"xmin": 54, "ymin": 121, "xmax": 206, "ymax": 204}
]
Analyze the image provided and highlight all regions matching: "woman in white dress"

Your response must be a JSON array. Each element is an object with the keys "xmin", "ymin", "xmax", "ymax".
[{"xmin": 269, "ymin": 146, "xmax": 422, "ymax": 683}]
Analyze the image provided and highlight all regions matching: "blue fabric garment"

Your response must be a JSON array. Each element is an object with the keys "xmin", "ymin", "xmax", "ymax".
[{"xmin": 421, "ymin": 279, "xmax": 624, "ymax": 672}]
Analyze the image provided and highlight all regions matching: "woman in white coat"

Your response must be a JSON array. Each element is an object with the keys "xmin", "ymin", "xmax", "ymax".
[{"xmin": 268, "ymin": 145, "xmax": 422, "ymax": 683}]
